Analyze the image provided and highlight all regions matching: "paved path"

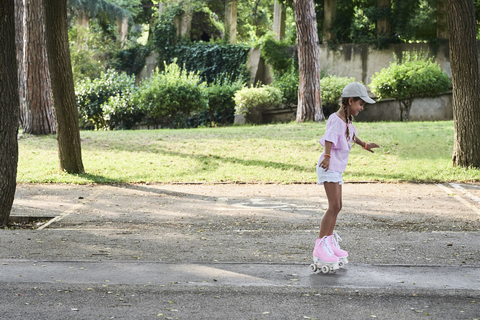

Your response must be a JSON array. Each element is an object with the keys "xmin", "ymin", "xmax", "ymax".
[
  {"xmin": 2, "ymin": 183, "xmax": 480, "ymax": 319},
  {"xmin": 1, "ymin": 260, "xmax": 479, "ymax": 291}
]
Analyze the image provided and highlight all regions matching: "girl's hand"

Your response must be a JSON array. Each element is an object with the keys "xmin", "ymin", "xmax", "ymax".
[
  {"xmin": 319, "ymin": 156, "xmax": 330, "ymax": 171},
  {"xmin": 365, "ymin": 142, "xmax": 379, "ymax": 153}
]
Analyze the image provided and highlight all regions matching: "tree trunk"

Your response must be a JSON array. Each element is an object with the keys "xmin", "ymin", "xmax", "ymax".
[
  {"xmin": 0, "ymin": 1, "xmax": 20, "ymax": 226},
  {"xmin": 293, "ymin": 0, "xmax": 324, "ymax": 122},
  {"xmin": 446, "ymin": 0, "xmax": 480, "ymax": 168},
  {"xmin": 23, "ymin": 0, "xmax": 55, "ymax": 135},
  {"xmin": 15, "ymin": 0, "xmax": 24, "ymax": 128},
  {"xmin": 43, "ymin": 0, "xmax": 85, "ymax": 174}
]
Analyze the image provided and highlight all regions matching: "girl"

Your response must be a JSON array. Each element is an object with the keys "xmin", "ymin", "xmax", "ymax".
[{"xmin": 311, "ymin": 82, "xmax": 379, "ymax": 273}]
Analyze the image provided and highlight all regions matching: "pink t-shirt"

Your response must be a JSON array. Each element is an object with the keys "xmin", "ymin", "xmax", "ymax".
[{"xmin": 317, "ymin": 113, "xmax": 357, "ymax": 173}]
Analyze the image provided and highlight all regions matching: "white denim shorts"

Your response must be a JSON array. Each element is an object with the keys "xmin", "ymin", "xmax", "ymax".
[{"xmin": 316, "ymin": 166, "xmax": 344, "ymax": 185}]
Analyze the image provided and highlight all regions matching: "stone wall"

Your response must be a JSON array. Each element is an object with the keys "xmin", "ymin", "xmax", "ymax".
[
  {"xmin": 261, "ymin": 92, "xmax": 453, "ymax": 124},
  {"xmin": 318, "ymin": 42, "xmax": 453, "ymax": 88}
]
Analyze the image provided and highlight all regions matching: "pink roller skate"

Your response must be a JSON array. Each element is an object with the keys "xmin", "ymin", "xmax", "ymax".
[
  {"xmin": 328, "ymin": 232, "xmax": 348, "ymax": 267},
  {"xmin": 310, "ymin": 236, "xmax": 340, "ymax": 274}
]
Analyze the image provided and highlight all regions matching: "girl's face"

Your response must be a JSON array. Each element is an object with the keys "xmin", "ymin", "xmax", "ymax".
[{"xmin": 348, "ymin": 98, "xmax": 366, "ymax": 116}]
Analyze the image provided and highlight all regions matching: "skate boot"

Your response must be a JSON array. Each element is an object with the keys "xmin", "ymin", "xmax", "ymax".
[
  {"xmin": 310, "ymin": 236, "xmax": 340, "ymax": 274},
  {"xmin": 328, "ymin": 232, "xmax": 348, "ymax": 267}
]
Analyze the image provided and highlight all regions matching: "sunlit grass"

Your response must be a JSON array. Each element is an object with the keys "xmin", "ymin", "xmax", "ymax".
[{"xmin": 17, "ymin": 121, "xmax": 480, "ymax": 184}]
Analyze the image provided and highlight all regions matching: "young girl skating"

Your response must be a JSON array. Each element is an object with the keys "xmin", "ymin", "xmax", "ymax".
[{"xmin": 311, "ymin": 82, "xmax": 379, "ymax": 274}]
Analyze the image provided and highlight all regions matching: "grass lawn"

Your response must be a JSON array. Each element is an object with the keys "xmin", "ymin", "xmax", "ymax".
[{"xmin": 17, "ymin": 120, "xmax": 480, "ymax": 184}]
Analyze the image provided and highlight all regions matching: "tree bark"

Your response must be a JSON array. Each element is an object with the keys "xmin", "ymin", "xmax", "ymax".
[
  {"xmin": 43, "ymin": 0, "xmax": 85, "ymax": 174},
  {"xmin": 23, "ymin": 0, "xmax": 55, "ymax": 135},
  {"xmin": 446, "ymin": 0, "xmax": 480, "ymax": 168},
  {"xmin": 15, "ymin": 0, "xmax": 24, "ymax": 127},
  {"xmin": 293, "ymin": 0, "xmax": 324, "ymax": 122},
  {"xmin": 0, "ymin": 0, "xmax": 20, "ymax": 226}
]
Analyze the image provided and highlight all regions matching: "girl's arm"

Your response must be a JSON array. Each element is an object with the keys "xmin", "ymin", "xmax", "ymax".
[
  {"xmin": 354, "ymin": 136, "xmax": 379, "ymax": 153},
  {"xmin": 319, "ymin": 141, "xmax": 332, "ymax": 171}
]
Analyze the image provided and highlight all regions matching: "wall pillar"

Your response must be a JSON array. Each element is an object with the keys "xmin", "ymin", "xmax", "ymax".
[
  {"xmin": 377, "ymin": 0, "xmax": 391, "ymax": 35},
  {"xmin": 117, "ymin": 16, "xmax": 128, "ymax": 48},
  {"xmin": 323, "ymin": 0, "xmax": 336, "ymax": 42},
  {"xmin": 273, "ymin": 1, "xmax": 286, "ymax": 41},
  {"xmin": 225, "ymin": 0, "xmax": 237, "ymax": 44},
  {"xmin": 437, "ymin": 0, "xmax": 449, "ymax": 39}
]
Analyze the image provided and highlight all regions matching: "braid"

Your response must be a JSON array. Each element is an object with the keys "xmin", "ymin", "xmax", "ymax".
[
  {"xmin": 343, "ymin": 103, "xmax": 350, "ymax": 141},
  {"xmin": 341, "ymin": 97, "xmax": 359, "ymax": 142}
]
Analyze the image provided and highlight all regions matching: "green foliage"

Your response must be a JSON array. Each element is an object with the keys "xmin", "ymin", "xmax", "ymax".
[
  {"xmin": 75, "ymin": 70, "xmax": 140, "ymax": 130},
  {"xmin": 204, "ymin": 74, "xmax": 244, "ymax": 125},
  {"xmin": 270, "ymin": 59, "xmax": 330, "ymax": 107},
  {"xmin": 326, "ymin": 0, "xmax": 438, "ymax": 49},
  {"xmin": 109, "ymin": 43, "xmax": 153, "ymax": 75},
  {"xmin": 370, "ymin": 50, "xmax": 451, "ymax": 120},
  {"xmin": 133, "ymin": 60, "xmax": 207, "ymax": 128},
  {"xmin": 234, "ymin": 86, "xmax": 283, "ymax": 116},
  {"xmin": 320, "ymin": 76, "xmax": 357, "ymax": 105},
  {"xmin": 320, "ymin": 76, "xmax": 357, "ymax": 117},
  {"xmin": 258, "ymin": 33, "xmax": 294, "ymax": 76},
  {"xmin": 167, "ymin": 42, "xmax": 250, "ymax": 83},
  {"xmin": 271, "ymin": 62, "xmax": 298, "ymax": 106},
  {"xmin": 152, "ymin": 6, "xmax": 250, "ymax": 83},
  {"xmin": 236, "ymin": 0, "xmax": 275, "ymax": 41},
  {"xmin": 69, "ymin": 25, "xmax": 110, "ymax": 83},
  {"xmin": 68, "ymin": 0, "xmax": 132, "ymax": 20}
]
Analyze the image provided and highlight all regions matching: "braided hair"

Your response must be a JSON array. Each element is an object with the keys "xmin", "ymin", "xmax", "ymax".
[{"xmin": 341, "ymin": 97, "xmax": 361, "ymax": 142}]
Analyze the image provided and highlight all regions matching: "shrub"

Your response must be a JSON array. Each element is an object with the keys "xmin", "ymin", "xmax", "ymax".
[
  {"xmin": 320, "ymin": 75, "xmax": 357, "ymax": 117},
  {"xmin": 271, "ymin": 59, "xmax": 331, "ymax": 108},
  {"xmin": 75, "ymin": 70, "xmax": 140, "ymax": 130},
  {"xmin": 109, "ymin": 43, "xmax": 153, "ymax": 76},
  {"xmin": 271, "ymin": 63, "xmax": 299, "ymax": 106},
  {"xmin": 370, "ymin": 50, "xmax": 451, "ymax": 121},
  {"xmin": 204, "ymin": 74, "xmax": 244, "ymax": 125},
  {"xmin": 69, "ymin": 26, "xmax": 105, "ymax": 83},
  {"xmin": 234, "ymin": 85, "xmax": 283, "ymax": 116},
  {"xmin": 320, "ymin": 76, "xmax": 357, "ymax": 105},
  {"xmin": 134, "ymin": 60, "xmax": 207, "ymax": 128},
  {"xmin": 259, "ymin": 33, "xmax": 294, "ymax": 76}
]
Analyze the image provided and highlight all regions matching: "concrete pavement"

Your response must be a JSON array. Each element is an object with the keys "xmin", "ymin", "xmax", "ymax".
[{"xmin": 1, "ymin": 182, "xmax": 479, "ymax": 319}]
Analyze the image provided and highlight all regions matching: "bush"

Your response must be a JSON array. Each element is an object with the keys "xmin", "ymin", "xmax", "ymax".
[
  {"xmin": 258, "ymin": 33, "xmax": 294, "ymax": 76},
  {"xmin": 271, "ymin": 62, "xmax": 299, "ymax": 106},
  {"xmin": 75, "ymin": 70, "xmax": 140, "ymax": 130},
  {"xmin": 370, "ymin": 50, "xmax": 451, "ymax": 121},
  {"xmin": 204, "ymin": 74, "xmax": 244, "ymax": 125},
  {"xmin": 234, "ymin": 86, "xmax": 283, "ymax": 116},
  {"xmin": 134, "ymin": 60, "xmax": 207, "ymax": 128},
  {"xmin": 109, "ymin": 43, "xmax": 153, "ymax": 76},
  {"xmin": 320, "ymin": 75, "xmax": 357, "ymax": 117},
  {"xmin": 69, "ymin": 26, "xmax": 105, "ymax": 83}
]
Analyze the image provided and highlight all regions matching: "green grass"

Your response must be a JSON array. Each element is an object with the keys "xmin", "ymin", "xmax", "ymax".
[{"xmin": 17, "ymin": 121, "xmax": 480, "ymax": 184}]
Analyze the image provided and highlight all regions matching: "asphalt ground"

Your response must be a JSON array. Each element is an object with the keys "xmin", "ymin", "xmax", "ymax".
[{"xmin": 1, "ymin": 182, "xmax": 479, "ymax": 319}]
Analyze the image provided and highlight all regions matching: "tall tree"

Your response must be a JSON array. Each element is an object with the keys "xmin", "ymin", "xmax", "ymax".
[
  {"xmin": 0, "ymin": 0, "xmax": 20, "ymax": 226},
  {"xmin": 23, "ymin": 0, "xmax": 56, "ymax": 134},
  {"xmin": 293, "ymin": 0, "xmax": 323, "ymax": 122},
  {"xmin": 446, "ymin": 0, "xmax": 480, "ymax": 168},
  {"xmin": 43, "ymin": 0, "xmax": 85, "ymax": 174}
]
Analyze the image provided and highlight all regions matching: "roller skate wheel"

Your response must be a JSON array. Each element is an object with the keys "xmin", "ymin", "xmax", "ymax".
[
  {"xmin": 309, "ymin": 264, "xmax": 318, "ymax": 272},
  {"xmin": 338, "ymin": 261, "xmax": 344, "ymax": 268},
  {"xmin": 321, "ymin": 265, "xmax": 330, "ymax": 274}
]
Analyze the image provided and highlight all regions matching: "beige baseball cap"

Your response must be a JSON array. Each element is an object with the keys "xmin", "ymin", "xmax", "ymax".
[{"xmin": 341, "ymin": 82, "xmax": 376, "ymax": 104}]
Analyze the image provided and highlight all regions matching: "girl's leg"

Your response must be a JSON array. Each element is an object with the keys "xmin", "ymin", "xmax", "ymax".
[{"xmin": 319, "ymin": 182, "xmax": 342, "ymax": 238}]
